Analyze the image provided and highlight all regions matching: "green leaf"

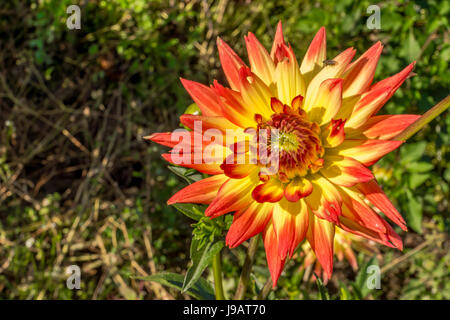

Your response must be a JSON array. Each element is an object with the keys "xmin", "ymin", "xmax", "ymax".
[
  {"xmin": 354, "ymin": 256, "xmax": 379, "ymax": 298},
  {"xmin": 173, "ymin": 203, "xmax": 205, "ymax": 221},
  {"xmin": 405, "ymin": 190, "xmax": 423, "ymax": 233},
  {"xmin": 409, "ymin": 173, "xmax": 430, "ymax": 189},
  {"xmin": 400, "ymin": 142, "xmax": 426, "ymax": 163},
  {"xmin": 315, "ymin": 275, "xmax": 330, "ymax": 300},
  {"xmin": 407, "ymin": 162, "xmax": 434, "ymax": 173},
  {"xmin": 182, "ymin": 239, "xmax": 224, "ymax": 293},
  {"xmin": 168, "ymin": 166, "xmax": 203, "ymax": 183},
  {"xmin": 134, "ymin": 273, "xmax": 215, "ymax": 300},
  {"xmin": 406, "ymin": 29, "xmax": 420, "ymax": 61}
]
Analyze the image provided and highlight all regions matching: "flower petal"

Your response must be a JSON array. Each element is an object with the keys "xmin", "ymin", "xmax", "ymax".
[
  {"xmin": 180, "ymin": 78, "xmax": 223, "ymax": 117},
  {"xmin": 321, "ymin": 155, "xmax": 374, "ymax": 187},
  {"xmin": 328, "ymin": 139, "xmax": 403, "ymax": 166},
  {"xmin": 356, "ymin": 180, "xmax": 407, "ymax": 231},
  {"xmin": 167, "ymin": 174, "xmax": 228, "ymax": 205},
  {"xmin": 284, "ymin": 178, "xmax": 313, "ymax": 202},
  {"xmin": 263, "ymin": 221, "xmax": 286, "ymax": 287},
  {"xmin": 345, "ymin": 86, "xmax": 392, "ymax": 129},
  {"xmin": 180, "ymin": 114, "xmax": 240, "ymax": 133},
  {"xmin": 346, "ymin": 114, "xmax": 420, "ymax": 140},
  {"xmin": 205, "ymin": 172, "xmax": 259, "ymax": 218},
  {"xmin": 272, "ymin": 198, "xmax": 308, "ymax": 258},
  {"xmin": 273, "ymin": 44, "xmax": 306, "ymax": 105},
  {"xmin": 370, "ymin": 62, "xmax": 415, "ymax": 98},
  {"xmin": 238, "ymin": 66, "xmax": 274, "ymax": 119},
  {"xmin": 161, "ymin": 153, "xmax": 224, "ymax": 175},
  {"xmin": 304, "ymin": 47, "xmax": 356, "ymax": 110},
  {"xmin": 306, "ymin": 213, "xmax": 335, "ymax": 279},
  {"xmin": 252, "ymin": 178, "xmax": 284, "ymax": 203},
  {"xmin": 245, "ymin": 32, "xmax": 276, "ymax": 86},
  {"xmin": 306, "ymin": 78, "xmax": 343, "ymax": 125},
  {"xmin": 217, "ymin": 37, "xmax": 246, "ymax": 91},
  {"xmin": 300, "ymin": 27, "xmax": 326, "ymax": 79},
  {"xmin": 213, "ymin": 81, "xmax": 255, "ymax": 128},
  {"xmin": 270, "ymin": 21, "xmax": 285, "ymax": 60},
  {"xmin": 226, "ymin": 202, "xmax": 273, "ymax": 248},
  {"xmin": 305, "ymin": 175, "xmax": 342, "ymax": 223},
  {"xmin": 342, "ymin": 41, "xmax": 383, "ymax": 98}
]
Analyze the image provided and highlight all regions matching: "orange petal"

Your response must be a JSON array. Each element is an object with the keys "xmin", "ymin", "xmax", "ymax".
[
  {"xmin": 345, "ymin": 86, "xmax": 392, "ymax": 129},
  {"xmin": 273, "ymin": 44, "xmax": 306, "ymax": 105},
  {"xmin": 238, "ymin": 66, "xmax": 273, "ymax": 119},
  {"xmin": 161, "ymin": 153, "xmax": 223, "ymax": 175},
  {"xmin": 270, "ymin": 21, "xmax": 285, "ymax": 60},
  {"xmin": 217, "ymin": 37, "xmax": 246, "ymax": 91},
  {"xmin": 306, "ymin": 213, "xmax": 335, "ymax": 279},
  {"xmin": 323, "ymin": 119, "xmax": 346, "ymax": 148},
  {"xmin": 205, "ymin": 173, "xmax": 259, "ymax": 218},
  {"xmin": 245, "ymin": 32, "xmax": 275, "ymax": 86},
  {"xmin": 167, "ymin": 174, "xmax": 228, "ymax": 205},
  {"xmin": 213, "ymin": 81, "xmax": 255, "ymax": 128},
  {"xmin": 272, "ymin": 199, "xmax": 308, "ymax": 258},
  {"xmin": 304, "ymin": 47, "xmax": 356, "ymax": 110},
  {"xmin": 306, "ymin": 78, "xmax": 343, "ymax": 125},
  {"xmin": 342, "ymin": 41, "xmax": 383, "ymax": 98},
  {"xmin": 284, "ymin": 178, "xmax": 313, "ymax": 202},
  {"xmin": 252, "ymin": 178, "xmax": 284, "ymax": 203},
  {"xmin": 263, "ymin": 222, "xmax": 286, "ymax": 287},
  {"xmin": 304, "ymin": 175, "xmax": 342, "ymax": 223},
  {"xmin": 370, "ymin": 62, "xmax": 415, "ymax": 99},
  {"xmin": 327, "ymin": 139, "xmax": 403, "ymax": 166},
  {"xmin": 356, "ymin": 180, "xmax": 407, "ymax": 231},
  {"xmin": 226, "ymin": 202, "xmax": 273, "ymax": 248},
  {"xmin": 300, "ymin": 27, "xmax": 327, "ymax": 76},
  {"xmin": 180, "ymin": 78, "xmax": 223, "ymax": 117},
  {"xmin": 144, "ymin": 132, "xmax": 181, "ymax": 148},
  {"xmin": 321, "ymin": 156, "xmax": 374, "ymax": 187},
  {"xmin": 180, "ymin": 114, "xmax": 240, "ymax": 133},
  {"xmin": 346, "ymin": 114, "xmax": 420, "ymax": 140}
]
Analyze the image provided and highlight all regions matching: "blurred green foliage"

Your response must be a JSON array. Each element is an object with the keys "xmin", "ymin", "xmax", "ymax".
[{"xmin": 0, "ymin": 0, "xmax": 448, "ymax": 299}]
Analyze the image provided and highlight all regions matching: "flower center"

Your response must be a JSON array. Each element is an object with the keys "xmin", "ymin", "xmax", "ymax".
[{"xmin": 257, "ymin": 109, "xmax": 324, "ymax": 180}]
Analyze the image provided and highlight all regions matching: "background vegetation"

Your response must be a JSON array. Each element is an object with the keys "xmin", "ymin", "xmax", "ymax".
[{"xmin": 0, "ymin": 0, "xmax": 448, "ymax": 299}]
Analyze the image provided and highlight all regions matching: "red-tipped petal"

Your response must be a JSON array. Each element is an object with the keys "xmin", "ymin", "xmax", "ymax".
[
  {"xmin": 226, "ymin": 202, "xmax": 273, "ymax": 248},
  {"xmin": 245, "ymin": 32, "xmax": 275, "ymax": 86},
  {"xmin": 347, "ymin": 114, "xmax": 420, "ymax": 140},
  {"xmin": 305, "ymin": 175, "xmax": 342, "ymax": 223},
  {"xmin": 270, "ymin": 21, "xmax": 285, "ymax": 60},
  {"xmin": 307, "ymin": 214, "xmax": 335, "ymax": 279},
  {"xmin": 357, "ymin": 180, "xmax": 407, "ymax": 230},
  {"xmin": 263, "ymin": 222, "xmax": 286, "ymax": 287},
  {"xmin": 284, "ymin": 178, "xmax": 313, "ymax": 202},
  {"xmin": 321, "ymin": 156, "xmax": 374, "ymax": 187},
  {"xmin": 217, "ymin": 37, "xmax": 247, "ymax": 91},
  {"xmin": 328, "ymin": 139, "xmax": 403, "ymax": 166},
  {"xmin": 205, "ymin": 173, "xmax": 258, "ymax": 218},
  {"xmin": 300, "ymin": 27, "xmax": 327, "ymax": 75},
  {"xmin": 252, "ymin": 179, "xmax": 284, "ymax": 203},
  {"xmin": 180, "ymin": 78, "xmax": 223, "ymax": 117},
  {"xmin": 167, "ymin": 174, "xmax": 228, "ymax": 205},
  {"xmin": 342, "ymin": 41, "xmax": 383, "ymax": 98}
]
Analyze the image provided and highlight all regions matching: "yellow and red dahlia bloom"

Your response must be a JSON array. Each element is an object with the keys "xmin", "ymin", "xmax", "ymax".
[{"xmin": 147, "ymin": 22, "xmax": 418, "ymax": 286}]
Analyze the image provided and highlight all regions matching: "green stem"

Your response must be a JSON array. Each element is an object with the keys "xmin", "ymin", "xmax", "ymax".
[
  {"xmin": 234, "ymin": 236, "xmax": 260, "ymax": 300},
  {"xmin": 256, "ymin": 278, "xmax": 272, "ymax": 300},
  {"xmin": 394, "ymin": 95, "xmax": 450, "ymax": 141},
  {"xmin": 212, "ymin": 250, "xmax": 225, "ymax": 300}
]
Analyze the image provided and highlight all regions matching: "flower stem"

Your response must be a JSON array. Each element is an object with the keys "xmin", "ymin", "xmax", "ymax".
[
  {"xmin": 212, "ymin": 250, "xmax": 225, "ymax": 300},
  {"xmin": 394, "ymin": 95, "xmax": 450, "ymax": 141},
  {"xmin": 256, "ymin": 278, "xmax": 272, "ymax": 300},
  {"xmin": 234, "ymin": 236, "xmax": 260, "ymax": 300}
]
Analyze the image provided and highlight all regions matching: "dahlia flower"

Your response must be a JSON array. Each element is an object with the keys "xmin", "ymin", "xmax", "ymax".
[
  {"xmin": 147, "ymin": 22, "xmax": 418, "ymax": 286},
  {"xmin": 299, "ymin": 227, "xmax": 380, "ymax": 284}
]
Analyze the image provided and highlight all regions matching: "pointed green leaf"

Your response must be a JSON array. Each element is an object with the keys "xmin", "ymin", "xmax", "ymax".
[
  {"xmin": 134, "ymin": 273, "xmax": 215, "ymax": 300},
  {"xmin": 182, "ymin": 239, "xmax": 224, "ymax": 293}
]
